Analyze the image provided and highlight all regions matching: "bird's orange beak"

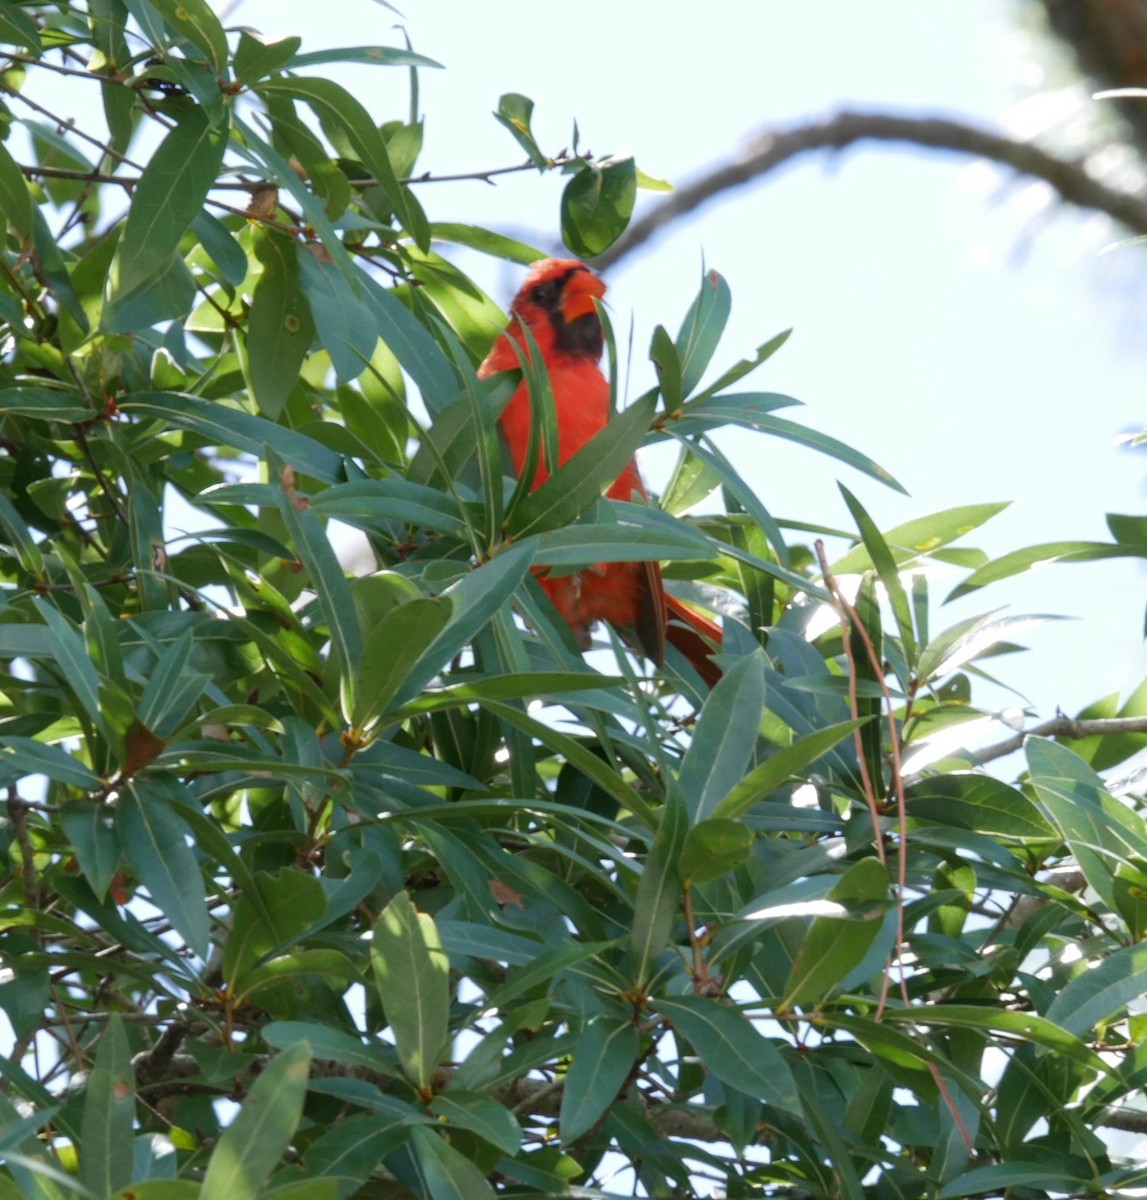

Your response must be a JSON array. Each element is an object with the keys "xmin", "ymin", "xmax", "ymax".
[{"xmin": 560, "ymin": 269, "xmax": 606, "ymax": 322}]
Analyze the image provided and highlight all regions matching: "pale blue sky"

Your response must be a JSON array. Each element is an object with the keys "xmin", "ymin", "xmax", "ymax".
[{"xmin": 219, "ymin": 2, "xmax": 1147, "ymax": 724}]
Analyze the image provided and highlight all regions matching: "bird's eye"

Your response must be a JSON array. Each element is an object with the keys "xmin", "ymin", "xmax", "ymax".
[{"xmin": 530, "ymin": 280, "xmax": 558, "ymax": 306}]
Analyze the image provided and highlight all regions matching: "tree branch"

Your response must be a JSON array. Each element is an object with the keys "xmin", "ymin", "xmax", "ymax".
[
  {"xmin": 594, "ymin": 109, "xmax": 1147, "ymax": 270},
  {"xmin": 974, "ymin": 714, "xmax": 1147, "ymax": 766}
]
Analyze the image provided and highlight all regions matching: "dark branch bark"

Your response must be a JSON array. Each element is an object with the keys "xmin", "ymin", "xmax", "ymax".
[{"xmin": 594, "ymin": 110, "xmax": 1147, "ymax": 271}]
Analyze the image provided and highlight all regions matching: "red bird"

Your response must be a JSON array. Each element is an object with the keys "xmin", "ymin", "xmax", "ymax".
[{"xmin": 479, "ymin": 258, "xmax": 722, "ymax": 686}]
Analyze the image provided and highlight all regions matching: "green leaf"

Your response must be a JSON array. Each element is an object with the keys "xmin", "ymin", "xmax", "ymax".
[
  {"xmin": 714, "ymin": 719, "xmax": 867, "ymax": 819},
  {"xmin": 679, "ymin": 817, "xmax": 752, "ymax": 886},
  {"xmin": 117, "ymin": 781, "xmax": 209, "ymax": 958},
  {"xmin": 755, "ymin": 413, "xmax": 904, "ymax": 492},
  {"xmin": 371, "ymin": 892, "xmax": 450, "ymax": 1091},
  {"xmin": 262, "ymin": 1021, "xmax": 398, "ymax": 1078},
  {"xmin": 148, "ymin": 0, "xmax": 228, "ymax": 71},
  {"xmin": 136, "ymin": 630, "xmax": 210, "ymax": 739},
  {"xmin": 0, "ymin": 138, "xmax": 33, "ymax": 243},
  {"xmin": 409, "ymin": 1125, "xmax": 497, "ymax": 1200},
  {"xmin": 429, "ymin": 1092, "xmax": 521, "ymax": 1155},
  {"xmin": 946, "ymin": 539, "xmax": 1128, "ymax": 600},
  {"xmin": 558, "ymin": 1016, "xmax": 641, "ymax": 1141},
  {"xmin": 531, "ymin": 502, "xmax": 717, "ymax": 566},
  {"xmin": 286, "ymin": 45, "xmax": 443, "ymax": 71},
  {"xmin": 917, "ymin": 610, "xmax": 1057, "ymax": 683},
  {"xmin": 428, "ymin": 223, "xmax": 544, "ymax": 265},
  {"xmin": 257, "ymin": 76, "xmax": 427, "ymax": 248},
  {"xmin": 678, "ymin": 651, "xmax": 767, "ymax": 824},
  {"xmin": 105, "ymin": 104, "xmax": 228, "ymax": 328},
  {"xmin": 274, "ymin": 466, "xmax": 362, "ymax": 675},
  {"xmin": 1026, "ymin": 737, "xmax": 1147, "ymax": 914},
  {"xmin": 0, "ymin": 388, "xmax": 91, "ymax": 422},
  {"xmin": 508, "ymin": 391, "xmax": 657, "ymax": 537},
  {"xmin": 780, "ymin": 859, "xmax": 889, "ymax": 1008},
  {"xmin": 831, "ymin": 502, "xmax": 1010, "ymax": 574},
  {"xmin": 199, "ymin": 1042, "xmax": 312, "ymax": 1200},
  {"xmin": 60, "ymin": 803, "xmax": 120, "ymax": 902},
  {"xmin": 1047, "ymin": 940, "xmax": 1147, "ymax": 1037},
  {"xmin": 118, "ymin": 393, "xmax": 343, "ymax": 483},
  {"xmin": 390, "ymin": 542, "xmax": 535, "ymax": 707},
  {"xmin": 839, "ymin": 483, "xmax": 916, "ymax": 665},
  {"xmin": 676, "ymin": 269, "xmax": 731, "ymax": 397},
  {"xmin": 351, "ymin": 596, "xmax": 453, "ymax": 727},
  {"xmin": 0, "ymin": 0, "xmax": 41, "ymax": 51},
  {"xmin": 561, "ymin": 156, "xmax": 637, "ymax": 258},
  {"xmin": 628, "ymin": 793, "xmax": 687, "ymax": 986},
  {"xmin": 905, "ymin": 774, "xmax": 1054, "ymax": 841},
  {"xmin": 79, "ymin": 1016, "xmax": 134, "ymax": 1198},
  {"xmin": 493, "ymin": 93, "xmax": 548, "ymax": 169},
  {"xmin": 33, "ymin": 598, "xmax": 107, "ymax": 736},
  {"xmin": 232, "ymin": 31, "xmax": 302, "ymax": 87},
  {"xmin": 246, "ymin": 227, "xmax": 316, "ymax": 420},
  {"xmin": 657, "ymin": 996, "xmax": 800, "ymax": 1113},
  {"xmin": 296, "ymin": 246, "xmax": 379, "ymax": 384},
  {"xmin": 0, "ymin": 737, "xmax": 102, "ymax": 792},
  {"xmin": 880, "ymin": 1004, "xmax": 1103, "ymax": 1068},
  {"xmin": 938, "ymin": 1162, "xmax": 1093, "ymax": 1200},
  {"xmin": 224, "ymin": 869, "xmax": 327, "ymax": 987}
]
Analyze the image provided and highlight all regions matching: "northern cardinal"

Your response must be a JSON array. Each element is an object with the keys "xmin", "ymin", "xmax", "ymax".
[{"xmin": 479, "ymin": 258, "xmax": 722, "ymax": 686}]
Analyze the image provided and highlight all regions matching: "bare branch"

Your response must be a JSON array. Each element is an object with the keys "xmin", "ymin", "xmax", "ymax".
[
  {"xmin": 594, "ymin": 109, "xmax": 1147, "ymax": 270},
  {"xmin": 973, "ymin": 714, "xmax": 1147, "ymax": 766}
]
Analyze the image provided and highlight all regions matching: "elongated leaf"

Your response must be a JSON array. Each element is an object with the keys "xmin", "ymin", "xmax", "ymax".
[
  {"xmin": 559, "ymin": 1016, "xmax": 641, "ymax": 1141},
  {"xmin": 117, "ymin": 782, "xmax": 209, "ymax": 958},
  {"xmin": 233, "ymin": 31, "xmax": 302, "ymax": 86},
  {"xmin": 105, "ymin": 104, "xmax": 227, "ymax": 324},
  {"xmin": 628, "ymin": 793, "xmax": 687, "ymax": 986},
  {"xmin": 493, "ymin": 93, "xmax": 548, "ymax": 169},
  {"xmin": 118, "ymin": 393, "xmax": 343, "ymax": 482},
  {"xmin": 0, "ymin": 737, "xmax": 102, "ymax": 792},
  {"xmin": 832, "ymin": 502, "xmax": 1010, "ymax": 574},
  {"xmin": 390, "ymin": 542, "xmax": 535, "ymax": 707},
  {"xmin": 287, "ymin": 45, "xmax": 442, "ymax": 71},
  {"xmin": 80, "ymin": 1016, "xmax": 133, "ymax": 1198},
  {"xmin": 939, "ymin": 1162, "xmax": 1093, "ymax": 1200},
  {"xmin": 60, "ymin": 803, "xmax": 120, "ymax": 901},
  {"xmin": 429, "ymin": 222, "xmax": 543, "ymax": 265},
  {"xmin": 1047, "ymin": 940, "xmax": 1147, "ymax": 1037},
  {"xmin": 409, "ymin": 1125, "xmax": 497, "ymax": 1200},
  {"xmin": 509, "ymin": 391, "xmax": 657, "ymax": 537},
  {"xmin": 371, "ymin": 892, "xmax": 449, "ymax": 1091},
  {"xmin": 246, "ymin": 228, "xmax": 315, "ymax": 420},
  {"xmin": 905, "ymin": 773, "xmax": 1054, "ymax": 841},
  {"xmin": 714, "ymin": 719, "xmax": 867, "ymax": 819},
  {"xmin": 676, "ymin": 269, "xmax": 731, "ymax": 397},
  {"xmin": 678, "ymin": 650, "xmax": 766, "ymax": 824},
  {"xmin": 351, "ymin": 596, "xmax": 453, "ymax": 727},
  {"xmin": 148, "ymin": 0, "xmax": 228, "ymax": 70},
  {"xmin": 311, "ymin": 479, "xmax": 467, "ymax": 538},
  {"xmin": 755, "ymin": 413, "xmax": 904, "ymax": 492},
  {"xmin": 918, "ymin": 610, "xmax": 1057, "ymax": 682},
  {"xmin": 780, "ymin": 859, "xmax": 889, "ymax": 1008},
  {"xmin": 0, "ymin": 387, "xmax": 91, "ymax": 421},
  {"xmin": 657, "ymin": 996, "xmax": 800, "ymax": 1112},
  {"xmin": 274, "ymin": 468, "xmax": 362, "ymax": 673},
  {"xmin": 297, "ymin": 246, "xmax": 379, "ymax": 383},
  {"xmin": 429, "ymin": 1092, "xmax": 521, "ymax": 1155},
  {"xmin": 258, "ymin": 76, "xmax": 425, "ymax": 247},
  {"xmin": 33, "ymin": 598, "xmax": 106, "ymax": 735},
  {"xmin": 945, "ymin": 539, "xmax": 1133, "ymax": 600},
  {"xmin": 200, "ymin": 1042, "xmax": 312, "ymax": 1200},
  {"xmin": 0, "ymin": 138, "xmax": 33, "ymax": 242},
  {"xmin": 262, "ymin": 1021, "xmax": 398, "ymax": 1078},
  {"xmin": 840, "ymin": 484, "xmax": 916, "ymax": 664}
]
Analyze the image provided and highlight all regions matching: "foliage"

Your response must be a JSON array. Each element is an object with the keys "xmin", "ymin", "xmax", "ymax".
[{"xmin": 2, "ymin": 4, "xmax": 1147, "ymax": 1199}]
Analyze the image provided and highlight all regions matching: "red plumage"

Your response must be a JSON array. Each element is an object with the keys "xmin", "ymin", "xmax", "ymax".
[{"xmin": 479, "ymin": 258, "xmax": 722, "ymax": 686}]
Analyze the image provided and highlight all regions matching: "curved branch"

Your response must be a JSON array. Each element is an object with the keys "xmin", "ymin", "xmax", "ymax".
[
  {"xmin": 595, "ymin": 109, "xmax": 1147, "ymax": 270},
  {"xmin": 974, "ymin": 714, "xmax": 1147, "ymax": 766}
]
